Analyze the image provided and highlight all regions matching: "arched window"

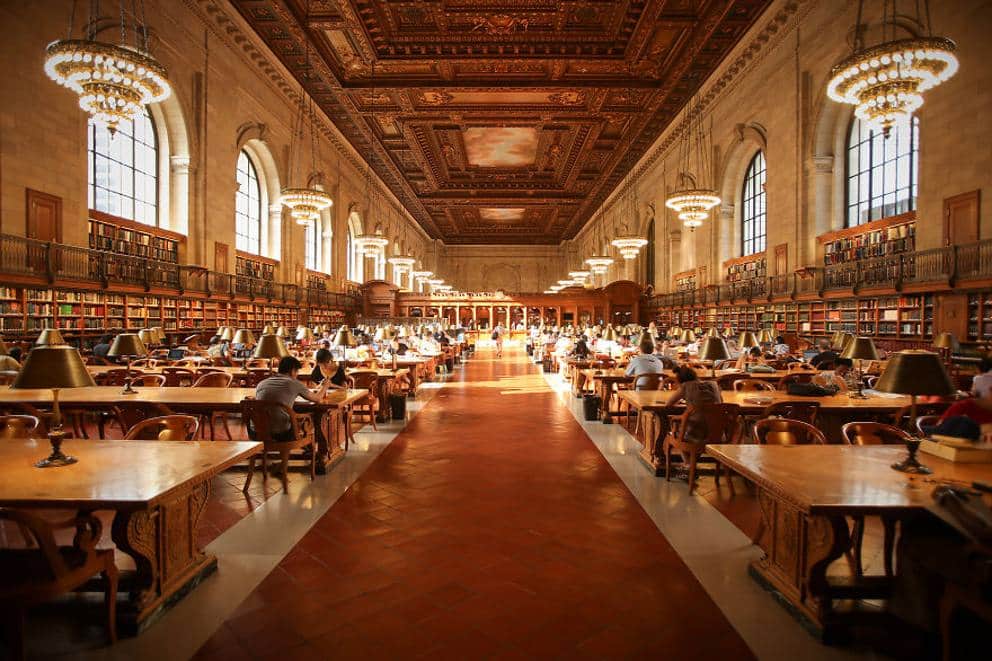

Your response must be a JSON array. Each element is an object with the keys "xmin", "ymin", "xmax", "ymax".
[
  {"xmin": 305, "ymin": 221, "xmax": 319, "ymax": 272},
  {"xmin": 235, "ymin": 150, "xmax": 262, "ymax": 254},
  {"xmin": 846, "ymin": 117, "xmax": 918, "ymax": 227},
  {"xmin": 88, "ymin": 109, "xmax": 158, "ymax": 225},
  {"xmin": 741, "ymin": 151, "xmax": 766, "ymax": 256}
]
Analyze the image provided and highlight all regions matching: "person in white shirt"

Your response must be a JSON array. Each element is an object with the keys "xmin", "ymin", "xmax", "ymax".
[
  {"xmin": 772, "ymin": 336, "xmax": 792, "ymax": 357},
  {"xmin": 625, "ymin": 338, "xmax": 665, "ymax": 389},
  {"xmin": 972, "ymin": 358, "xmax": 992, "ymax": 399}
]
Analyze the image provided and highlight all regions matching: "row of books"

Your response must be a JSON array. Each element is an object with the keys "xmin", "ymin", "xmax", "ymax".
[{"xmin": 823, "ymin": 223, "xmax": 915, "ymax": 265}]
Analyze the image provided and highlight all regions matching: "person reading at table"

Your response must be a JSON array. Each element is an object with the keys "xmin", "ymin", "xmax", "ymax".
[
  {"xmin": 814, "ymin": 358, "xmax": 857, "ymax": 391},
  {"xmin": 311, "ymin": 349, "xmax": 347, "ymax": 390},
  {"xmin": 810, "ymin": 339, "xmax": 839, "ymax": 369},
  {"xmin": 92, "ymin": 335, "xmax": 112, "ymax": 360},
  {"xmin": 971, "ymin": 358, "xmax": 992, "ymax": 399},
  {"xmin": 572, "ymin": 337, "xmax": 591, "ymax": 359},
  {"xmin": 734, "ymin": 346, "xmax": 765, "ymax": 371},
  {"xmin": 625, "ymin": 338, "xmax": 664, "ymax": 390},
  {"xmin": 256, "ymin": 356, "xmax": 330, "ymax": 441},
  {"xmin": 665, "ymin": 366, "xmax": 722, "ymax": 441},
  {"xmin": 771, "ymin": 335, "xmax": 791, "ymax": 357}
]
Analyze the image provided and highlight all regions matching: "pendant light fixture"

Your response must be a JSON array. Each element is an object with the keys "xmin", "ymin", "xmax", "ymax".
[
  {"xmin": 611, "ymin": 177, "xmax": 648, "ymax": 259},
  {"xmin": 279, "ymin": 1, "xmax": 332, "ymax": 225},
  {"xmin": 665, "ymin": 96, "xmax": 720, "ymax": 230},
  {"xmin": 353, "ymin": 60, "xmax": 390, "ymax": 260},
  {"xmin": 827, "ymin": 0, "xmax": 957, "ymax": 136},
  {"xmin": 586, "ymin": 221, "xmax": 615, "ymax": 276},
  {"xmin": 45, "ymin": 0, "xmax": 172, "ymax": 134}
]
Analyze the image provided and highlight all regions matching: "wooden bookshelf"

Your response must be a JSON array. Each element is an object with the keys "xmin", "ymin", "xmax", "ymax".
[
  {"xmin": 673, "ymin": 269, "xmax": 697, "ymax": 293},
  {"xmin": 724, "ymin": 253, "xmax": 767, "ymax": 283},
  {"xmin": 88, "ymin": 210, "xmax": 182, "ymax": 264},
  {"xmin": 818, "ymin": 212, "xmax": 916, "ymax": 266},
  {"xmin": 236, "ymin": 252, "xmax": 277, "ymax": 281}
]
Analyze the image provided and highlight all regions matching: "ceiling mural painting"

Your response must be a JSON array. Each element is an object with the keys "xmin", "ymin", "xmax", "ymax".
[{"xmin": 233, "ymin": 0, "xmax": 773, "ymax": 244}]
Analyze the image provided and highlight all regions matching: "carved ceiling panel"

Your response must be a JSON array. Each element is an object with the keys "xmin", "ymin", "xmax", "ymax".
[{"xmin": 232, "ymin": 0, "xmax": 772, "ymax": 244}]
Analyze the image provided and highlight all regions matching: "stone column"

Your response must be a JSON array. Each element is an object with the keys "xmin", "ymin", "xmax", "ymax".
[
  {"xmin": 810, "ymin": 155, "xmax": 835, "ymax": 266},
  {"xmin": 169, "ymin": 156, "xmax": 191, "ymax": 238}
]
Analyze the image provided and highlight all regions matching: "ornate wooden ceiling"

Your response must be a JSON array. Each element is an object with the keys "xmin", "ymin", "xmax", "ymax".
[{"xmin": 233, "ymin": 0, "xmax": 772, "ymax": 244}]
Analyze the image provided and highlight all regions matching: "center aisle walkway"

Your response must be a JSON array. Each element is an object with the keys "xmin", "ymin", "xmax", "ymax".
[{"xmin": 195, "ymin": 349, "xmax": 755, "ymax": 660}]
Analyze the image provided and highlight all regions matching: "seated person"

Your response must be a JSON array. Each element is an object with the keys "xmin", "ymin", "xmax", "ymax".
[
  {"xmin": 665, "ymin": 366, "xmax": 723, "ymax": 441},
  {"xmin": 625, "ymin": 338, "xmax": 664, "ymax": 389},
  {"xmin": 207, "ymin": 335, "xmax": 227, "ymax": 358},
  {"xmin": 572, "ymin": 337, "xmax": 591, "ymax": 359},
  {"xmin": 810, "ymin": 339, "xmax": 839, "ymax": 369},
  {"xmin": 390, "ymin": 337, "xmax": 409, "ymax": 356},
  {"xmin": 92, "ymin": 334, "xmax": 113, "ymax": 359},
  {"xmin": 8, "ymin": 347, "xmax": 23, "ymax": 364},
  {"xmin": 734, "ymin": 346, "xmax": 765, "ymax": 371},
  {"xmin": 310, "ymin": 348, "xmax": 347, "ymax": 389},
  {"xmin": 971, "ymin": 358, "xmax": 992, "ymax": 399},
  {"xmin": 814, "ymin": 358, "xmax": 857, "ymax": 391},
  {"xmin": 771, "ymin": 336, "xmax": 792, "ymax": 357},
  {"xmin": 255, "ymin": 356, "xmax": 330, "ymax": 441}
]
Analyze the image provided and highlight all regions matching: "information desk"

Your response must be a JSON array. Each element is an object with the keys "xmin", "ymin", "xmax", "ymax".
[
  {"xmin": 706, "ymin": 444, "xmax": 992, "ymax": 640},
  {"xmin": 616, "ymin": 389, "xmax": 913, "ymax": 474},
  {"xmin": 0, "ymin": 439, "xmax": 260, "ymax": 634}
]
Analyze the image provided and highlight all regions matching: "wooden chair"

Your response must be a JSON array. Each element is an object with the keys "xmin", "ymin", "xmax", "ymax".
[
  {"xmin": 760, "ymin": 400, "xmax": 821, "ymax": 425},
  {"xmin": 241, "ymin": 398, "xmax": 316, "ymax": 494},
  {"xmin": 733, "ymin": 379, "xmax": 775, "ymax": 392},
  {"xmin": 916, "ymin": 414, "xmax": 941, "ymax": 436},
  {"xmin": 130, "ymin": 358, "xmax": 157, "ymax": 368},
  {"xmin": 192, "ymin": 371, "xmax": 235, "ymax": 441},
  {"xmin": 663, "ymin": 402, "xmax": 741, "ymax": 494},
  {"xmin": 0, "ymin": 371, "xmax": 18, "ymax": 387},
  {"xmin": 100, "ymin": 401, "xmax": 173, "ymax": 439},
  {"xmin": 161, "ymin": 367, "xmax": 196, "ymax": 387},
  {"xmin": 890, "ymin": 402, "xmax": 950, "ymax": 432},
  {"xmin": 620, "ymin": 373, "xmax": 669, "ymax": 431},
  {"xmin": 716, "ymin": 373, "xmax": 747, "ymax": 391},
  {"xmin": 242, "ymin": 368, "xmax": 272, "ymax": 388},
  {"xmin": 841, "ymin": 421, "xmax": 910, "ymax": 578},
  {"xmin": 0, "ymin": 415, "xmax": 41, "ymax": 440},
  {"xmin": 776, "ymin": 372, "xmax": 815, "ymax": 390},
  {"xmin": 753, "ymin": 418, "xmax": 827, "ymax": 445},
  {"xmin": 124, "ymin": 415, "xmax": 200, "ymax": 441},
  {"xmin": 349, "ymin": 371, "xmax": 380, "ymax": 431},
  {"xmin": 0, "ymin": 508, "xmax": 118, "ymax": 659},
  {"xmin": 129, "ymin": 374, "xmax": 166, "ymax": 388}
]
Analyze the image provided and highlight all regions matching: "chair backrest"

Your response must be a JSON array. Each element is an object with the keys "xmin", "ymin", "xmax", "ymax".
[
  {"xmin": 0, "ymin": 414, "xmax": 41, "ymax": 439},
  {"xmin": 777, "ymin": 373, "xmax": 814, "ymax": 390},
  {"xmin": 632, "ymin": 372, "xmax": 664, "ymax": 390},
  {"xmin": 713, "ymin": 359, "xmax": 736, "ymax": 370},
  {"xmin": 101, "ymin": 368, "xmax": 130, "ymax": 386},
  {"xmin": 124, "ymin": 415, "xmax": 199, "ymax": 441},
  {"xmin": 787, "ymin": 362, "xmax": 817, "ymax": 372},
  {"xmin": 349, "ymin": 371, "xmax": 379, "ymax": 390},
  {"xmin": 890, "ymin": 402, "xmax": 950, "ymax": 431},
  {"xmin": 716, "ymin": 374, "xmax": 746, "ymax": 391},
  {"xmin": 161, "ymin": 367, "xmax": 196, "ymax": 387},
  {"xmin": 0, "ymin": 508, "xmax": 102, "ymax": 579},
  {"xmin": 733, "ymin": 378, "xmax": 775, "ymax": 392},
  {"xmin": 593, "ymin": 358, "xmax": 617, "ymax": 369},
  {"xmin": 753, "ymin": 418, "xmax": 827, "ymax": 445},
  {"xmin": 761, "ymin": 401, "xmax": 821, "ymax": 425},
  {"xmin": 0, "ymin": 370, "xmax": 18, "ymax": 386},
  {"xmin": 130, "ymin": 374, "xmax": 166, "ymax": 387},
  {"xmin": 130, "ymin": 358, "xmax": 157, "ymax": 368},
  {"xmin": 841, "ymin": 421, "xmax": 912, "ymax": 446},
  {"xmin": 192, "ymin": 371, "xmax": 234, "ymax": 388},
  {"xmin": 172, "ymin": 358, "xmax": 198, "ymax": 368},
  {"xmin": 244, "ymin": 368, "xmax": 272, "ymax": 387},
  {"xmin": 245, "ymin": 358, "xmax": 270, "ymax": 369},
  {"xmin": 111, "ymin": 401, "xmax": 173, "ymax": 432},
  {"xmin": 684, "ymin": 403, "xmax": 741, "ymax": 444},
  {"xmin": 241, "ymin": 398, "xmax": 301, "ymax": 442}
]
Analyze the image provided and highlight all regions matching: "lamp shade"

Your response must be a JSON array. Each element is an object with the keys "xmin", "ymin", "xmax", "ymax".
[
  {"xmin": 333, "ymin": 326, "xmax": 357, "ymax": 348},
  {"xmin": 875, "ymin": 350, "xmax": 954, "ymax": 397},
  {"xmin": 296, "ymin": 327, "xmax": 314, "ymax": 342},
  {"xmin": 275, "ymin": 325, "xmax": 289, "ymax": 338},
  {"xmin": 262, "ymin": 324, "xmax": 275, "ymax": 336},
  {"xmin": 840, "ymin": 336, "xmax": 880, "ymax": 361},
  {"xmin": 220, "ymin": 327, "xmax": 235, "ymax": 342},
  {"xmin": 151, "ymin": 327, "xmax": 165, "ymax": 343},
  {"xmin": 680, "ymin": 329, "xmax": 696, "ymax": 343},
  {"xmin": 601, "ymin": 325, "xmax": 616, "ymax": 342},
  {"xmin": 698, "ymin": 337, "xmax": 730, "ymax": 362},
  {"xmin": 253, "ymin": 334, "xmax": 290, "ymax": 360},
  {"xmin": 705, "ymin": 328, "xmax": 720, "ymax": 338},
  {"xmin": 0, "ymin": 336, "xmax": 8, "ymax": 356},
  {"xmin": 374, "ymin": 325, "xmax": 395, "ymax": 342},
  {"xmin": 669, "ymin": 326, "xmax": 682, "ymax": 339},
  {"xmin": 738, "ymin": 331, "xmax": 759, "ymax": 349},
  {"xmin": 138, "ymin": 329, "xmax": 156, "ymax": 346},
  {"xmin": 933, "ymin": 332, "xmax": 958, "ymax": 351},
  {"xmin": 722, "ymin": 327, "xmax": 734, "ymax": 339},
  {"xmin": 36, "ymin": 329, "xmax": 66, "ymax": 346},
  {"xmin": 232, "ymin": 329, "xmax": 256, "ymax": 346},
  {"xmin": 12, "ymin": 345, "xmax": 96, "ymax": 389},
  {"xmin": 758, "ymin": 329, "xmax": 774, "ymax": 344},
  {"xmin": 107, "ymin": 333, "xmax": 148, "ymax": 358}
]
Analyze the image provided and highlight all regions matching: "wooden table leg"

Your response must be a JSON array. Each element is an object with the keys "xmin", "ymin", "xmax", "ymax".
[{"xmin": 110, "ymin": 480, "xmax": 215, "ymax": 635}]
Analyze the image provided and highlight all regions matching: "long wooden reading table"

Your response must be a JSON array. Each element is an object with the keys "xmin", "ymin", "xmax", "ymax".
[{"xmin": 0, "ymin": 439, "xmax": 260, "ymax": 634}]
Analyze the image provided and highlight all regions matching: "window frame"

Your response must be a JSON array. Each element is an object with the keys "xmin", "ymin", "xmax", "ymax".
[
  {"xmin": 235, "ymin": 149, "xmax": 263, "ymax": 255},
  {"xmin": 87, "ymin": 108, "xmax": 159, "ymax": 226},
  {"xmin": 740, "ymin": 150, "xmax": 767, "ymax": 257},
  {"xmin": 305, "ymin": 220, "xmax": 320, "ymax": 272},
  {"xmin": 845, "ymin": 116, "xmax": 919, "ymax": 228}
]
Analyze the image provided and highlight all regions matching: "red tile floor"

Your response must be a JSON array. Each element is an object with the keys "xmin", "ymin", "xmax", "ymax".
[{"xmin": 194, "ymin": 350, "xmax": 756, "ymax": 660}]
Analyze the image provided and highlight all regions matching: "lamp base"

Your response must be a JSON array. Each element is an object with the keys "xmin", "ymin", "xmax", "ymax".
[
  {"xmin": 36, "ymin": 430, "xmax": 76, "ymax": 468},
  {"xmin": 891, "ymin": 439, "xmax": 931, "ymax": 475},
  {"xmin": 122, "ymin": 381, "xmax": 138, "ymax": 395},
  {"xmin": 848, "ymin": 390, "xmax": 868, "ymax": 399}
]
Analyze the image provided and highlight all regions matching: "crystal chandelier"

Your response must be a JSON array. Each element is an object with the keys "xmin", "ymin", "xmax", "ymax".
[
  {"xmin": 568, "ymin": 269, "xmax": 590, "ymax": 283},
  {"xmin": 585, "ymin": 225, "xmax": 615, "ymax": 274},
  {"xmin": 279, "ymin": 4, "xmax": 332, "ymax": 225},
  {"xmin": 665, "ymin": 96, "xmax": 720, "ymax": 230},
  {"xmin": 826, "ymin": 0, "xmax": 957, "ymax": 135},
  {"xmin": 354, "ymin": 232, "xmax": 389, "ymax": 258},
  {"xmin": 611, "ymin": 177, "xmax": 649, "ymax": 258},
  {"xmin": 45, "ymin": 0, "xmax": 172, "ymax": 134},
  {"xmin": 387, "ymin": 255, "xmax": 416, "ymax": 269}
]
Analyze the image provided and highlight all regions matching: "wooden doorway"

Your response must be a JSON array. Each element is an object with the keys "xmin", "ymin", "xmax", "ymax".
[
  {"xmin": 943, "ymin": 190, "xmax": 980, "ymax": 246},
  {"xmin": 26, "ymin": 189, "xmax": 62, "ymax": 241}
]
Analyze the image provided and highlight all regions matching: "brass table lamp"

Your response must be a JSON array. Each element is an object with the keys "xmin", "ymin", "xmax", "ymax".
[
  {"xmin": 758, "ymin": 329, "xmax": 774, "ymax": 345},
  {"xmin": 705, "ymin": 328, "xmax": 720, "ymax": 339},
  {"xmin": 138, "ymin": 328, "xmax": 157, "ymax": 348},
  {"xmin": 220, "ymin": 327, "xmax": 235, "ymax": 342},
  {"xmin": 875, "ymin": 350, "xmax": 955, "ymax": 474},
  {"xmin": 275, "ymin": 325, "xmax": 289, "ymax": 338},
  {"xmin": 933, "ymin": 331, "xmax": 958, "ymax": 368},
  {"xmin": 699, "ymin": 337, "xmax": 731, "ymax": 378},
  {"xmin": 0, "ymin": 335, "xmax": 9, "ymax": 355},
  {"xmin": 262, "ymin": 324, "xmax": 275, "ymax": 336},
  {"xmin": 253, "ymin": 334, "xmax": 289, "ymax": 371},
  {"xmin": 333, "ymin": 325, "xmax": 357, "ymax": 363},
  {"xmin": 12, "ymin": 344, "xmax": 96, "ymax": 467},
  {"xmin": 738, "ymin": 331, "xmax": 759, "ymax": 350},
  {"xmin": 36, "ymin": 328, "xmax": 67, "ymax": 346},
  {"xmin": 233, "ymin": 329, "xmax": 256, "ymax": 368},
  {"xmin": 840, "ymin": 336, "xmax": 880, "ymax": 399},
  {"xmin": 680, "ymin": 329, "xmax": 696, "ymax": 344},
  {"xmin": 296, "ymin": 326, "xmax": 314, "ymax": 344},
  {"xmin": 107, "ymin": 333, "xmax": 148, "ymax": 394}
]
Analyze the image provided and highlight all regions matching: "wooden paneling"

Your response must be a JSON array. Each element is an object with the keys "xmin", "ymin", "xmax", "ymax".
[
  {"xmin": 25, "ymin": 188, "xmax": 62, "ymax": 242},
  {"xmin": 214, "ymin": 242, "xmax": 229, "ymax": 273},
  {"xmin": 774, "ymin": 244, "xmax": 788, "ymax": 276},
  {"xmin": 944, "ymin": 190, "xmax": 980, "ymax": 246}
]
